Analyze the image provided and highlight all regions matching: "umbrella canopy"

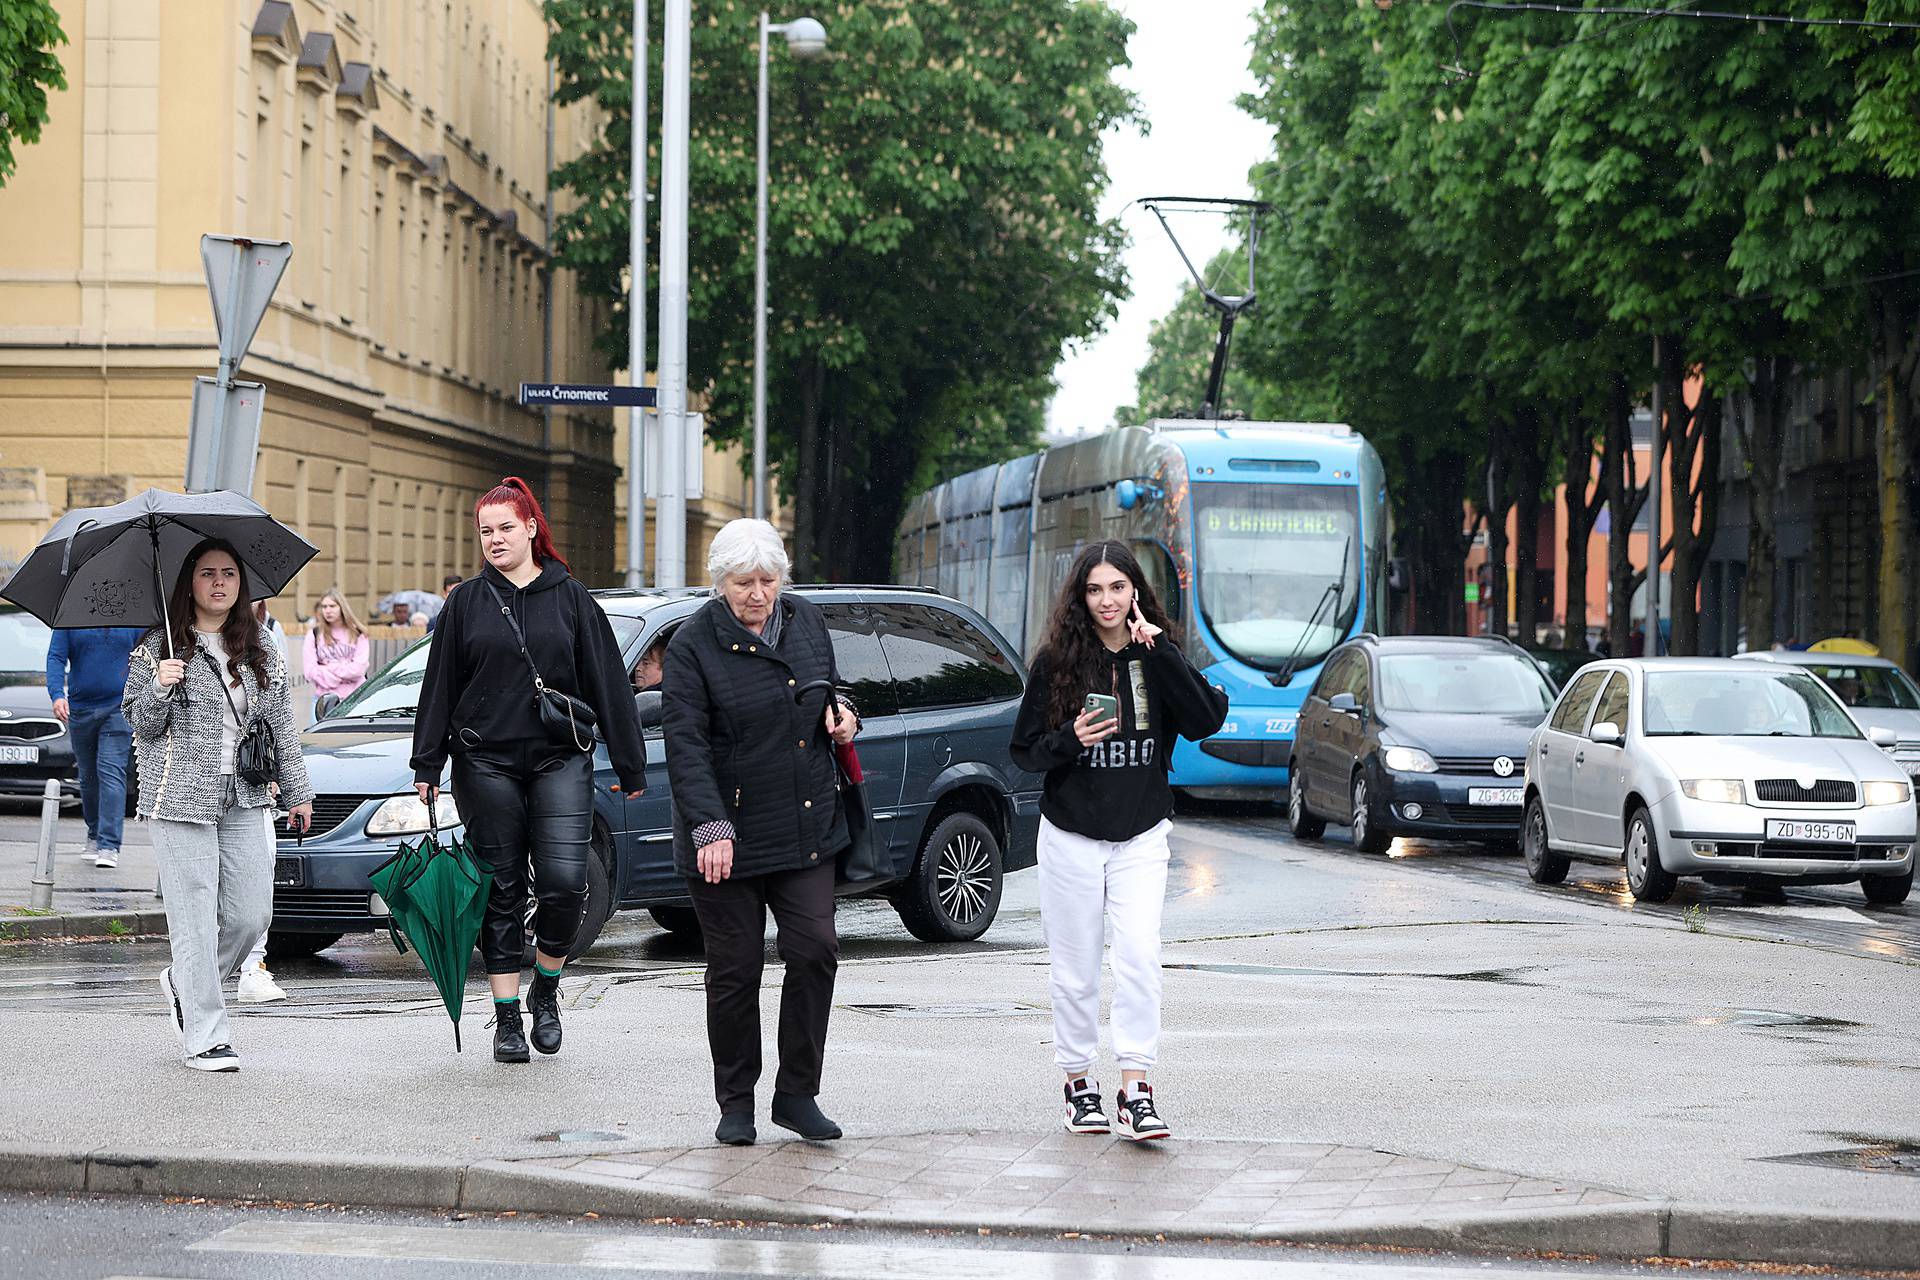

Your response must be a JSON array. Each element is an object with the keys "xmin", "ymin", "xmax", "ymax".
[
  {"xmin": 0, "ymin": 488, "xmax": 318, "ymax": 649},
  {"xmin": 368, "ymin": 826, "xmax": 492, "ymax": 1051}
]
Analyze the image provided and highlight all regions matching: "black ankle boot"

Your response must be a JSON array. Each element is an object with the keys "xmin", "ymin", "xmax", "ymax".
[
  {"xmin": 771, "ymin": 1091, "xmax": 841, "ymax": 1141},
  {"xmin": 715, "ymin": 1111, "xmax": 757, "ymax": 1146},
  {"xmin": 492, "ymin": 1001, "xmax": 530, "ymax": 1063},
  {"xmin": 527, "ymin": 973, "xmax": 562, "ymax": 1055}
]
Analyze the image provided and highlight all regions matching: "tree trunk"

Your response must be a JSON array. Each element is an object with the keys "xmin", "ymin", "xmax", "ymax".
[
  {"xmin": 791, "ymin": 357, "xmax": 824, "ymax": 581},
  {"xmin": 1668, "ymin": 385, "xmax": 1720, "ymax": 656},
  {"xmin": 1514, "ymin": 406, "xmax": 1544, "ymax": 644},
  {"xmin": 1739, "ymin": 356, "xmax": 1784, "ymax": 653},
  {"xmin": 1602, "ymin": 376, "xmax": 1645, "ymax": 655},
  {"xmin": 1875, "ymin": 296, "xmax": 1919, "ymax": 669},
  {"xmin": 1561, "ymin": 410, "xmax": 1602, "ymax": 648},
  {"xmin": 1402, "ymin": 447, "xmax": 1472, "ymax": 634},
  {"xmin": 1483, "ymin": 419, "xmax": 1510, "ymax": 638}
]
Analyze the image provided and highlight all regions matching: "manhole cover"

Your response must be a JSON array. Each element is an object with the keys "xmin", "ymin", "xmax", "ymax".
[
  {"xmin": 1760, "ymin": 1142, "xmax": 1920, "ymax": 1176},
  {"xmin": 535, "ymin": 1130, "xmax": 631, "ymax": 1144},
  {"xmin": 1163, "ymin": 963, "xmax": 1539, "ymax": 985},
  {"xmin": 1625, "ymin": 1008, "xmax": 1862, "ymax": 1029},
  {"xmin": 844, "ymin": 1001, "xmax": 1046, "ymax": 1019}
]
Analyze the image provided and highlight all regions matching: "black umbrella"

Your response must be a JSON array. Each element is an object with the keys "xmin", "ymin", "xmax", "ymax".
[{"xmin": 0, "ymin": 488, "xmax": 318, "ymax": 656}]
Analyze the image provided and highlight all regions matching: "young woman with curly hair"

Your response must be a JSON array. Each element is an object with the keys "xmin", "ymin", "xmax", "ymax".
[{"xmin": 1009, "ymin": 539, "xmax": 1227, "ymax": 1140}]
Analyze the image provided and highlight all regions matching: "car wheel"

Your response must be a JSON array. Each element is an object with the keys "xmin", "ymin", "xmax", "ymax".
[
  {"xmin": 1861, "ymin": 866, "xmax": 1913, "ymax": 906},
  {"xmin": 1287, "ymin": 763, "xmax": 1326, "ymax": 840},
  {"xmin": 1623, "ymin": 805, "xmax": 1677, "ymax": 902},
  {"xmin": 1351, "ymin": 769, "xmax": 1391, "ymax": 855},
  {"xmin": 894, "ymin": 810, "xmax": 1003, "ymax": 943},
  {"xmin": 648, "ymin": 904, "xmax": 703, "ymax": 938},
  {"xmin": 265, "ymin": 930, "xmax": 343, "ymax": 959},
  {"xmin": 1522, "ymin": 794, "xmax": 1570, "ymax": 885},
  {"xmin": 520, "ymin": 827, "xmax": 616, "ymax": 965}
]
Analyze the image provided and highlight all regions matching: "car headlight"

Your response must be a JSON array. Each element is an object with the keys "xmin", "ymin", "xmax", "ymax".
[
  {"xmin": 1861, "ymin": 780, "xmax": 1912, "ymax": 807},
  {"xmin": 1680, "ymin": 778, "xmax": 1746, "ymax": 804},
  {"xmin": 1383, "ymin": 746, "xmax": 1439, "ymax": 774},
  {"xmin": 365, "ymin": 792, "xmax": 461, "ymax": 836}
]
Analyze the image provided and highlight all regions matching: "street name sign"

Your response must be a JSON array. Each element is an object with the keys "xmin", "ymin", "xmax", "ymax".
[{"xmin": 518, "ymin": 382, "xmax": 659, "ymax": 409}]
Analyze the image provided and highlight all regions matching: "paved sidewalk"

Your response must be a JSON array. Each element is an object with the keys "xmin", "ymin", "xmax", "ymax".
[{"xmin": 0, "ymin": 809, "xmax": 163, "ymax": 940}]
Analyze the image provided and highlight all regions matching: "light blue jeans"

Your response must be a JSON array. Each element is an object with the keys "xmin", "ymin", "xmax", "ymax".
[{"xmin": 69, "ymin": 703, "xmax": 131, "ymax": 852}]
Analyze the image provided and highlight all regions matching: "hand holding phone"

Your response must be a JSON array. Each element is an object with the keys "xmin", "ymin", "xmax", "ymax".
[{"xmin": 1075, "ymin": 693, "xmax": 1120, "ymax": 747}]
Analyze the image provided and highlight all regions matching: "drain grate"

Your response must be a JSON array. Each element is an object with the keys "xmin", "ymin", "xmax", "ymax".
[
  {"xmin": 1162, "ymin": 963, "xmax": 1540, "ymax": 985},
  {"xmin": 1624, "ymin": 1008, "xmax": 1862, "ymax": 1030},
  {"xmin": 535, "ymin": 1130, "xmax": 631, "ymax": 1144},
  {"xmin": 844, "ymin": 1001, "xmax": 1047, "ymax": 1019},
  {"xmin": 1760, "ymin": 1141, "xmax": 1920, "ymax": 1177}
]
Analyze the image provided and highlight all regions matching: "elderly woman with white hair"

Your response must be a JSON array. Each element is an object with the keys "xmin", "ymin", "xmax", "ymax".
[{"xmin": 662, "ymin": 518, "xmax": 858, "ymax": 1147}]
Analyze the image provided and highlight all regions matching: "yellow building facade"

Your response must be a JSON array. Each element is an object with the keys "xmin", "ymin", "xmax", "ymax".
[{"xmin": 0, "ymin": 0, "xmax": 756, "ymax": 610}]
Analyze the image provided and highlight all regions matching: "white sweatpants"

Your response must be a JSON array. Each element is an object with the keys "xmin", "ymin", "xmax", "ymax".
[{"xmin": 1037, "ymin": 816, "xmax": 1172, "ymax": 1074}]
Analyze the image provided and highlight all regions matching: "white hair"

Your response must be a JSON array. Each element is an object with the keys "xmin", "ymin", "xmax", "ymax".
[{"xmin": 706, "ymin": 518, "xmax": 791, "ymax": 588}]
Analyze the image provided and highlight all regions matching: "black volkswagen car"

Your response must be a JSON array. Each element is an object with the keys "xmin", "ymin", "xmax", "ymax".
[
  {"xmin": 1286, "ymin": 635, "xmax": 1556, "ymax": 852},
  {"xmin": 268, "ymin": 585, "xmax": 1042, "ymax": 958},
  {"xmin": 0, "ymin": 606, "xmax": 79, "ymax": 803}
]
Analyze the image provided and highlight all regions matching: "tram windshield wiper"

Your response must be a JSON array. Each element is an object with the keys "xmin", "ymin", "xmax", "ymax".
[{"xmin": 1272, "ymin": 536, "xmax": 1350, "ymax": 688}]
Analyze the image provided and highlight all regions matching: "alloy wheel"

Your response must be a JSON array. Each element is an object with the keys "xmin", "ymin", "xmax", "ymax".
[
  {"xmin": 1352, "ymin": 777, "xmax": 1369, "ymax": 845},
  {"xmin": 936, "ymin": 830, "xmax": 994, "ymax": 923}
]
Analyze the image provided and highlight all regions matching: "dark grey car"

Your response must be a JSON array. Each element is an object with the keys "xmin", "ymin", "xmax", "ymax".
[
  {"xmin": 0, "ymin": 607, "xmax": 80, "ymax": 803},
  {"xmin": 268, "ymin": 586, "xmax": 1043, "ymax": 958}
]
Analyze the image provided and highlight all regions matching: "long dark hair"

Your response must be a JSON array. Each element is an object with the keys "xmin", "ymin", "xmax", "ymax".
[
  {"xmin": 155, "ymin": 538, "xmax": 273, "ymax": 688},
  {"xmin": 1033, "ymin": 540, "xmax": 1175, "ymax": 727},
  {"xmin": 475, "ymin": 476, "xmax": 569, "ymax": 573}
]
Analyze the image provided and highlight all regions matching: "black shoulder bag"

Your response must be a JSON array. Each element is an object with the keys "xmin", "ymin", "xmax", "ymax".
[
  {"xmin": 201, "ymin": 650, "xmax": 277, "ymax": 786},
  {"xmin": 484, "ymin": 580, "xmax": 598, "ymax": 752}
]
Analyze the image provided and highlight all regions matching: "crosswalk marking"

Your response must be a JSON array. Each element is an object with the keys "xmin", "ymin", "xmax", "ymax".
[{"xmin": 194, "ymin": 1220, "xmax": 1651, "ymax": 1279}]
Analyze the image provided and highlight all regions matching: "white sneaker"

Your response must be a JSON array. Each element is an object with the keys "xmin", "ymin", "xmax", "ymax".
[
  {"xmin": 79, "ymin": 837, "xmax": 98, "ymax": 859},
  {"xmin": 94, "ymin": 849, "xmax": 119, "ymax": 869},
  {"xmin": 237, "ymin": 963, "xmax": 287, "ymax": 1004},
  {"xmin": 184, "ymin": 1044, "xmax": 240, "ymax": 1072},
  {"xmin": 158, "ymin": 968, "xmax": 184, "ymax": 1044}
]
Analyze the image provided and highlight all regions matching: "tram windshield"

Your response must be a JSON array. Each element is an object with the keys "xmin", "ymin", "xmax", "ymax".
[{"xmin": 1191, "ymin": 483, "xmax": 1361, "ymax": 674}]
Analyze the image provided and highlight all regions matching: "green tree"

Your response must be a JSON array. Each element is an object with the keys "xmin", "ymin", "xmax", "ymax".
[
  {"xmin": 0, "ymin": 0, "xmax": 66, "ymax": 185},
  {"xmin": 1117, "ymin": 247, "xmax": 1279, "ymax": 426},
  {"xmin": 546, "ymin": 0, "xmax": 1137, "ymax": 580}
]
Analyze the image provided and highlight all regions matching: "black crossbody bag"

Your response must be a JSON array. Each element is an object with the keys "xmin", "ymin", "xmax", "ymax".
[
  {"xmin": 201, "ymin": 650, "xmax": 277, "ymax": 785},
  {"xmin": 484, "ymin": 580, "xmax": 598, "ymax": 752}
]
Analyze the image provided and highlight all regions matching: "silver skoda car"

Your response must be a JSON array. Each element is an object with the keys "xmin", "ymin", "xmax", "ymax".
[{"xmin": 1521, "ymin": 658, "xmax": 1916, "ymax": 905}]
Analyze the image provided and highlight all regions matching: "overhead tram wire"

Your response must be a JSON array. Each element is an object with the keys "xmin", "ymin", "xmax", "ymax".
[{"xmin": 1442, "ymin": 1, "xmax": 1920, "ymax": 80}]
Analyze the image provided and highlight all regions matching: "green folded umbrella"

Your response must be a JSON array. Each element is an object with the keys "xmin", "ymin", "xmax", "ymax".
[{"xmin": 368, "ymin": 823, "xmax": 492, "ymax": 1051}]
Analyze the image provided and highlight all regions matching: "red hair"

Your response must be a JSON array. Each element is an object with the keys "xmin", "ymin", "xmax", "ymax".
[{"xmin": 475, "ymin": 476, "xmax": 569, "ymax": 572}]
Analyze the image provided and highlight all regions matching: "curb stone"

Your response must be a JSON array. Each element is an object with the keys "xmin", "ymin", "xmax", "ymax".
[
  {"xmin": 2, "ymin": 1145, "xmax": 1917, "ymax": 1269},
  {"xmin": 0, "ymin": 909, "xmax": 164, "ymax": 941}
]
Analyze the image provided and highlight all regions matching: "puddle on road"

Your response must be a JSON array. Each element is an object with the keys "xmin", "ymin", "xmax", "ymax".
[
  {"xmin": 1623, "ymin": 1008, "xmax": 1863, "ymax": 1030},
  {"xmin": 1161, "ymin": 962, "xmax": 1542, "ymax": 985},
  {"xmin": 1760, "ymin": 1138, "xmax": 1920, "ymax": 1176}
]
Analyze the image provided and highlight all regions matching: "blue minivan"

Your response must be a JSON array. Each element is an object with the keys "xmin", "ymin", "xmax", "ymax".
[{"xmin": 269, "ymin": 586, "xmax": 1042, "ymax": 958}]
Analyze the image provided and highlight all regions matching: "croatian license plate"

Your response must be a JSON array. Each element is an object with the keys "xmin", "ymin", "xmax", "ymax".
[
  {"xmin": 0, "ymin": 744, "xmax": 40, "ymax": 764},
  {"xmin": 1765, "ymin": 818, "xmax": 1856, "ymax": 844},
  {"xmin": 1468, "ymin": 787, "xmax": 1525, "ymax": 806},
  {"xmin": 273, "ymin": 856, "xmax": 305, "ymax": 888}
]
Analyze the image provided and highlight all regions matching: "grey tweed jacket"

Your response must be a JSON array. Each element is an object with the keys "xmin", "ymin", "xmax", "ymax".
[{"xmin": 121, "ymin": 633, "xmax": 315, "ymax": 824}]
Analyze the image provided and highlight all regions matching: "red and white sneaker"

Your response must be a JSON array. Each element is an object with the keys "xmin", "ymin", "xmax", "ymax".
[
  {"xmin": 1063, "ymin": 1078, "xmax": 1110, "ymax": 1134},
  {"xmin": 1115, "ymin": 1083, "xmax": 1171, "ymax": 1141}
]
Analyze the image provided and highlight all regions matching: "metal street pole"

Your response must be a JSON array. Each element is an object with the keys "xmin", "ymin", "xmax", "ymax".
[
  {"xmin": 654, "ymin": 0, "xmax": 691, "ymax": 589},
  {"xmin": 627, "ymin": 0, "xmax": 650, "ymax": 589},
  {"xmin": 1645, "ymin": 335, "xmax": 1663, "ymax": 656},
  {"xmin": 754, "ymin": 12, "xmax": 771, "ymax": 522}
]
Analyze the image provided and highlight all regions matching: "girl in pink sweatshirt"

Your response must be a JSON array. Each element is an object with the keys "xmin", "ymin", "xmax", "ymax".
[{"xmin": 303, "ymin": 590, "xmax": 370, "ymax": 702}]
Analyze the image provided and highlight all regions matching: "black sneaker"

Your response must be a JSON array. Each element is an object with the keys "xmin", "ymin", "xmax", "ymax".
[
  {"xmin": 1063, "ymin": 1078, "xmax": 1110, "ymax": 1134},
  {"xmin": 527, "ymin": 973, "xmax": 562, "ymax": 1055},
  {"xmin": 158, "ymin": 968, "xmax": 184, "ymax": 1045},
  {"xmin": 185, "ymin": 1044, "xmax": 239, "ymax": 1073},
  {"xmin": 490, "ymin": 1001, "xmax": 531, "ymax": 1063},
  {"xmin": 1116, "ymin": 1083, "xmax": 1170, "ymax": 1141},
  {"xmin": 770, "ymin": 1091, "xmax": 842, "ymax": 1141}
]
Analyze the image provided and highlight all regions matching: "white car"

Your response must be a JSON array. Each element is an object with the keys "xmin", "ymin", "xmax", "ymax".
[
  {"xmin": 1521, "ymin": 658, "xmax": 1916, "ymax": 905},
  {"xmin": 1733, "ymin": 649, "xmax": 1920, "ymax": 777}
]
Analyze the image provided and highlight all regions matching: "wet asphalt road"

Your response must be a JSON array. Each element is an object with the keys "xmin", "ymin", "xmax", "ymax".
[{"xmin": 1, "ymin": 800, "xmax": 1912, "ymax": 1014}]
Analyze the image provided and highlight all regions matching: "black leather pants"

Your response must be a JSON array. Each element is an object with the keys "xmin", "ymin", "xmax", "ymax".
[{"xmin": 452, "ymin": 744, "xmax": 593, "ymax": 974}]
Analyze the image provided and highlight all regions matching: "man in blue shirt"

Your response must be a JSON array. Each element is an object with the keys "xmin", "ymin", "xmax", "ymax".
[{"xmin": 48, "ymin": 627, "xmax": 145, "ymax": 868}]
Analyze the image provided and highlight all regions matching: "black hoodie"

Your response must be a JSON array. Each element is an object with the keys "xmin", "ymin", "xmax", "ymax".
[
  {"xmin": 410, "ymin": 560, "xmax": 647, "ymax": 790},
  {"xmin": 1009, "ymin": 638, "xmax": 1229, "ymax": 842}
]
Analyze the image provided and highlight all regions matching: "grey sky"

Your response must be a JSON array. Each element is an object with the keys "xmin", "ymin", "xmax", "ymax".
[{"xmin": 1047, "ymin": 0, "xmax": 1270, "ymax": 435}]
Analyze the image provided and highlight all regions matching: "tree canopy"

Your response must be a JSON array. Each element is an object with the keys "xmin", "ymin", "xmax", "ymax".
[{"xmin": 0, "ymin": 0, "xmax": 66, "ymax": 186}]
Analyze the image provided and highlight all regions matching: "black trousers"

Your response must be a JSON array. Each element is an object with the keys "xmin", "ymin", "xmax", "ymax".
[
  {"xmin": 452, "ymin": 744, "xmax": 593, "ymax": 974},
  {"xmin": 687, "ymin": 860, "xmax": 838, "ymax": 1113}
]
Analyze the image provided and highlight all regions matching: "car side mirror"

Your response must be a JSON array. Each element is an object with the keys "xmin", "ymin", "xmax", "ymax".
[
  {"xmin": 1329, "ymin": 692, "xmax": 1360, "ymax": 715},
  {"xmin": 636, "ymin": 689, "xmax": 664, "ymax": 730},
  {"xmin": 1590, "ymin": 721, "xmax": 1622, "ymax": 745},
  {"xmin": 1869, "ymin": 726, "xmax": 1898, "ymax": 748}
]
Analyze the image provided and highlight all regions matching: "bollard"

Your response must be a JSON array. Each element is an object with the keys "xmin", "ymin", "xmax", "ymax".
[{"xmin": 30, "ymin": 778, "xmax": 59, "ymax": 912}]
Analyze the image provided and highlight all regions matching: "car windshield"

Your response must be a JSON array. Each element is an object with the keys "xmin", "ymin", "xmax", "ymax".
[
  {"xmin": 1377, "ymin": 653, "xmax": 1555, "ymax": 715},
  {"xmin": 1801, "ymin": 662, "xmax": 1920, "ymax": 711},
  {"xmin": 1527, "ymin": 648, "xmax": 1597, "ymax": 692},
  {"xmin": 1192, "ymin": 482, "xmax": 1360, "ymax": 673},
  {"xmin": 326, "ymin": 615, "xmax": 645, "ymax": 721},
  {"xmin": 0, "ymin": 610, "xmax": 52, "ymax": 679},
  {"xmin": 1645, "ymin": 670, "xmax": 1861, "ymax": 738}
]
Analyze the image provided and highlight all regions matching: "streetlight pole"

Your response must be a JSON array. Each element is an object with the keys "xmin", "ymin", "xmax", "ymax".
[
  {"xmin": 1646, "ymin": 336, "xmax": 1664, "ymax": 656},
  {"xmin": 655, "ymin": 0, "xmax": 691, "ymax": 589},
  {"xmin": 626, "ymin": 0, "xmax": 649, "ymax": 589},
  {"xmin": 754, "ymin": 14, "xmax": 827, "ymax": 523}
]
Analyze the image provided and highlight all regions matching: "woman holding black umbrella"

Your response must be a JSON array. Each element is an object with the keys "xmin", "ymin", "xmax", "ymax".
[
  {"xmin": 410, "ymin": 478, "xmax": 647, "ymax": 1063},
  {"xmin": 122, "ymin": 539, "xmax": 314, "ymax": 1073}
]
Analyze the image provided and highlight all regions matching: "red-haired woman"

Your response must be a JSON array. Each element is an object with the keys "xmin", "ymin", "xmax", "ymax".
[{"xmin": 411, "ymin": 478, "xmax": 647, "ymax": 1062}]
